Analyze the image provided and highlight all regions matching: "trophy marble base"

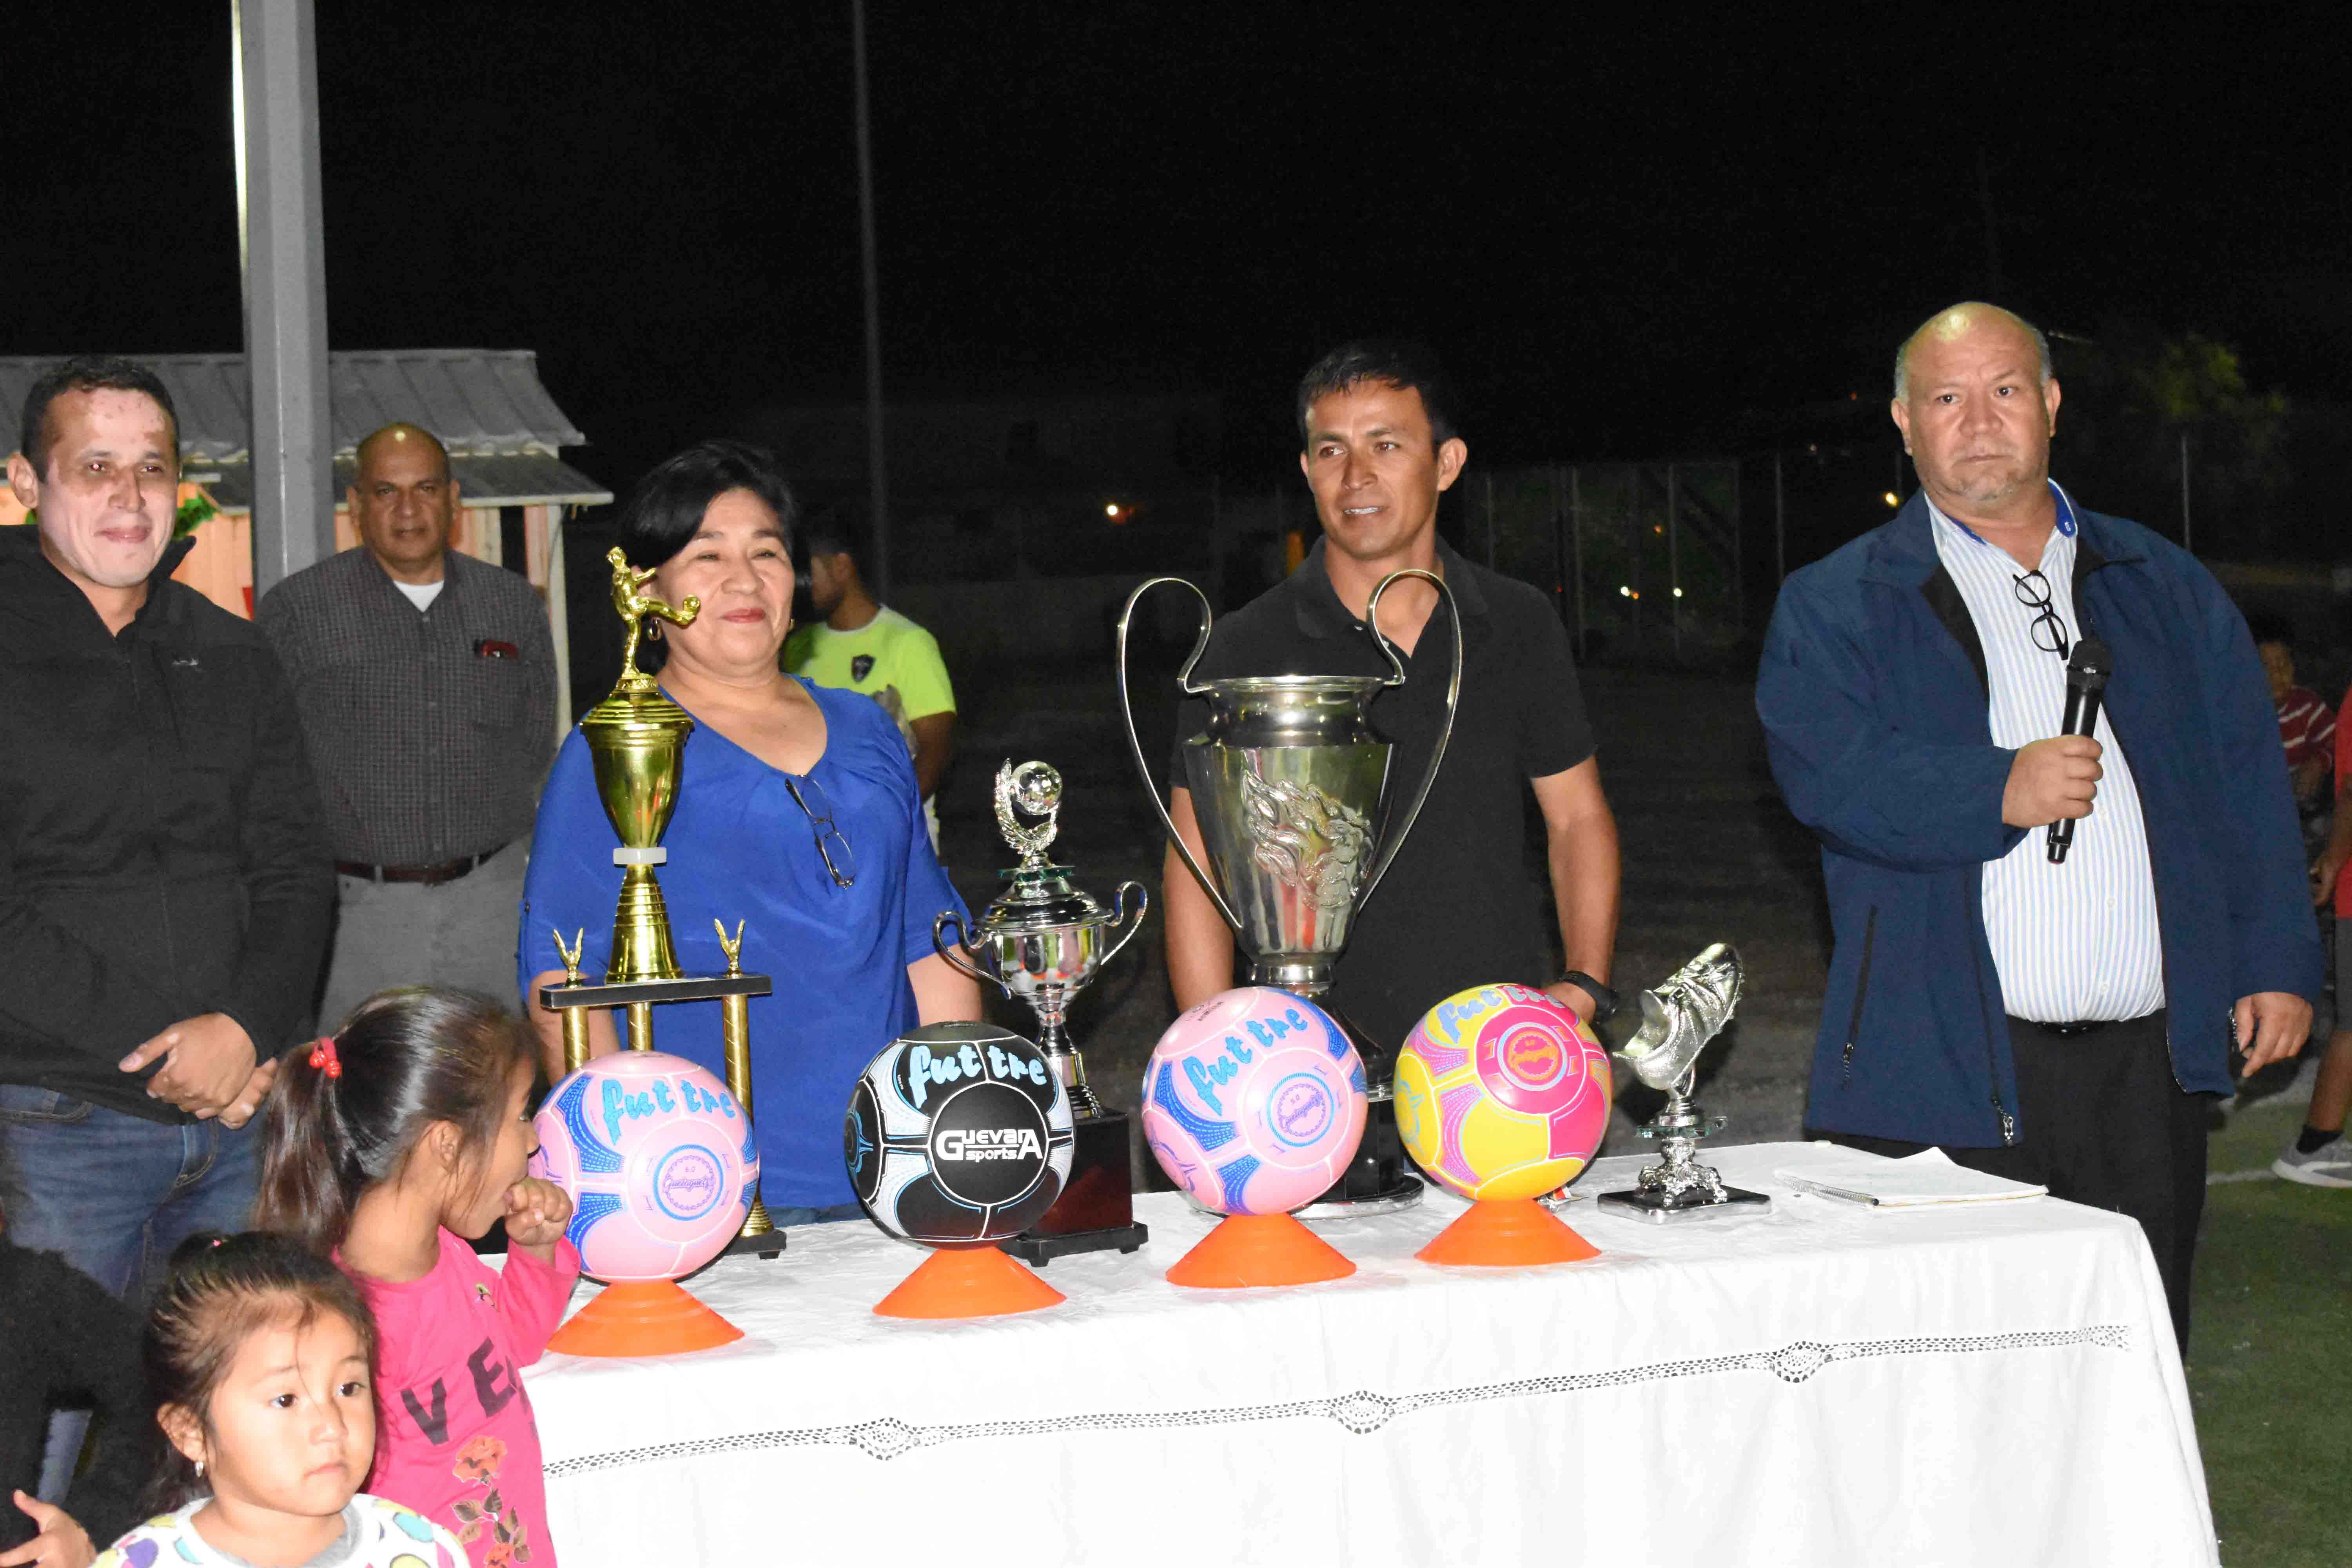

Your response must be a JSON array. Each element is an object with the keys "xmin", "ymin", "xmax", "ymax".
[
  {"xmin": 1000, "ymin": 1223, "xmax": 1149, "ymax": 1266},
  {"xmin": 1293, "ymin": 1096, "xmax": 1424, "ymax": 1220},
  {"xmin": 1595, "ymin": 1185, "xmax": 1773, "ymax": 1224},
  {"xmin": 998, "ymin": 1110, "xmax": 1151, "ymax": 1264},
  {"xmin": 722, "ymin": 1228, "xmax": 786, "ymax": 1259},
  {"xmin": 1293, "ymin": 1009, "xmax": 1423, "ymax": 1220}
]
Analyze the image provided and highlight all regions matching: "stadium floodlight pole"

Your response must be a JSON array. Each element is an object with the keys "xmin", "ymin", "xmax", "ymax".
[
  {"xmin": 233, "ymin": 0, "xmax": 338, "ymax": 597},
  {"xmin": 852, "ymin": 0, "xmax": 891, "ymax": 603},
  {"xmin": 2179, "ymin": 429, "xmax": 2193, "ymax": 554}
]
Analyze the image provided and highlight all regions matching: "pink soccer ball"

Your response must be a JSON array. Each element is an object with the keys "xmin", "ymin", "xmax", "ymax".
[
  {"xmin": 1141, "ymin": 987, "xmax": 1367, "ymax": 1216},
  {"xmin": 530, "ymin": 1051, "xmax": 759, "ymax": 1283}
]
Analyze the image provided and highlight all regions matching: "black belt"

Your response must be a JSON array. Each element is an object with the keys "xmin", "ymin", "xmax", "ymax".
[
  {"xmin": 2014, "ymin": 1017, "xmax": 2116, "ymax": 1037},
  {"xmin": 336, "ymin": 846, "xmax": 502, "ymax": 886}
]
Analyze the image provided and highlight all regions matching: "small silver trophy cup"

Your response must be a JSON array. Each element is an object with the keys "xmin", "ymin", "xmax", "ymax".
[
  {"xmin": 1117, "ymin": 570, "xmax": 1462, "ymax": 1217},
  {"xmin": 936, "ymin": 761, "xmax": 1147, "ymax": 1115},
  {"xmin": 1597, "ymin": 942, "xmax": 1772, "ymax": 1222},
  {"xmin": 935, "ymin": 761, "xmax": 1151, "ymax": 1261}
]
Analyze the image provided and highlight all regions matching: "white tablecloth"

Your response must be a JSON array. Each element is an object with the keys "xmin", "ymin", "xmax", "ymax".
[{"xmin": 524, "ymin": 1142, "xmax": 2213, "ymax": 1568}]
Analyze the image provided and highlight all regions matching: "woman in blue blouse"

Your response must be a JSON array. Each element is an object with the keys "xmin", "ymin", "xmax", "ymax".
[{"xmin": 519, "ymin": 441, "xmax": 978, "ymax": 1222}]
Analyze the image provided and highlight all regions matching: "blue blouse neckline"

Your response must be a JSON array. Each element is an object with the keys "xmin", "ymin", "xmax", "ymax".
[{"xmin": 662, "ymin": 673, "xmax": 836, "ymax": 783}]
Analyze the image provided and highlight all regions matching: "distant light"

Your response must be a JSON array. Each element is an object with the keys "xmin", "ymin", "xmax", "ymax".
[
  {"xmin": 1652, "ymin": 524, "xmax": 1664, "ymax": 535},
  {"xmin": 1882, "ymin": 491, "xmax": 1900, "ymax": 507},
  {"xmin": 1105, "ymin": 504, "xmax": 1120, "ymax": 518},
  {"xmin": 1618, "ymin": 585, "xmax": 1631, "ymax": 598},
  {"xmin": 1672, "ymin": 587, "xmax": 1684, "ymax": 598}
]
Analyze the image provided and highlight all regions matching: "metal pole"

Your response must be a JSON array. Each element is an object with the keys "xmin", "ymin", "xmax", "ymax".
[
  {"xmin": 1207, "ymin": 475, "xmax": 1224, "ymax": 607},
  {"xmin": 851, "ymin": 0, "xmax": 891, "ymax": 601},
  {"xmin": 1667, "ymin": 463, "xmax": 1682, "ymax": 659},
  {"xmin": 1548, "ymin": 463, "xmax": 1564, "ymax": 624},
  {"xmin": 1570, "ymin": 465, "xmax": 1586, "ymax": 661},
  {"xmin": 2179, "ymin": 429, "xmax": 2193, "ymax": 554},
  {"xmin": 1731, "ymin": 462, "xmax": 1744, "ymax": 638},
  {"xmin": 547, "ymin": 509, "xmax": 573, "ymax": 727},
  {"xmin": 1773, "ymin": 450, "xmax": 1786, "ymax": 583},
  {"xmin": 1628, "ymin": 466, "xmax": 1642, "ymax": 645},
  {"xmin": 234, "ymin": 0, "xmax": 335, "ymax": 599},
  {"xmin": 1485, "ymin": 470, "xmax": 1496, "ymax": 570}
]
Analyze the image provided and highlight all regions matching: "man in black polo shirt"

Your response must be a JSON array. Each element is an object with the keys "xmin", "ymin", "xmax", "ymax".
[{"xmin": 1163, "ymin": 341, "xmax": 1622, "ymax": 1053}]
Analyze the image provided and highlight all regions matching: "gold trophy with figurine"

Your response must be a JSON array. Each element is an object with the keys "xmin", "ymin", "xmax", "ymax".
[{"xmin": 539, "ymin": 548, "xmax": 778, "ymax": 1263}]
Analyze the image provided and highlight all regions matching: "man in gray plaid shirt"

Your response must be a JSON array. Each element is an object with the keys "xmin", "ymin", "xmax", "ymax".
[{"xmin": 259, "ymin": 423, "xmax": 557, "ymax": 1024}]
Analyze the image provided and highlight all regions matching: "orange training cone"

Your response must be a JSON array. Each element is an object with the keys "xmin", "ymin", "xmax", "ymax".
[
  {"xmin": 1416, "ymin": 1197, "xmax": 1599, "ymax": 1267},
  {"xmin": 874, "ymin": 1245, "xmax": 1066, "ymax": 1319},
  {"xmin": 1166, "ymin": 1212, "xmax": 1356, "ymax": 1289},
  {"xmin": 547, "ymin": 1279, "xmax": 745, "ymax": 1357}
]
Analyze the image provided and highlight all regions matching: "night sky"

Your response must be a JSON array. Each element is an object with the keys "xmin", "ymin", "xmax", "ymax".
[{"xmin": 13, "ymin": 5, "xmax": 2348, "ymax": 495}]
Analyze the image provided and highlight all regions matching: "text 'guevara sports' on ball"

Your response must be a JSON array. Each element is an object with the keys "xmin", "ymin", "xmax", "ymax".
[{"xmin": 846, "ymin": 1022, "xmax": 1076, "ymax": 1247}]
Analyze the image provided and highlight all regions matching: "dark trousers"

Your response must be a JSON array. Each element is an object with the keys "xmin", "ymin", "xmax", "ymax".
[{"xmin": 1831, "ymin": 1010, "xmax": 2209, "ymax": 1357}]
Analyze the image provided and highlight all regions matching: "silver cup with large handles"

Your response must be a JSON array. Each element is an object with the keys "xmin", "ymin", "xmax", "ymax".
[{"xmin": 1116, "ymin": 569, "xmax": 1461, "ymax": 1215}]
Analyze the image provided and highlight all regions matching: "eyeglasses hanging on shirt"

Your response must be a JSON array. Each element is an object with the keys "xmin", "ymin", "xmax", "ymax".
[
  {"xmin": 2011, "ymin": 570, "xmax": 2071, "ymax": 661},
  {"xmin": 784, "ymin": 776, "xmax": 857, "ymax": 889}
]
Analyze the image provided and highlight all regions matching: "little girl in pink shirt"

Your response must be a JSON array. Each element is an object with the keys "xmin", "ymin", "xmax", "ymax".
[{"xmin": 259, "ymin": 989, "xmax": 579, "ymax": 1568}]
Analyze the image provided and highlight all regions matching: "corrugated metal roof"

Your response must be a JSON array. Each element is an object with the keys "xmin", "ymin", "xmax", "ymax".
[
  {"xmin": 0, "ymin": 349, "xmax": 592, "ymax": 464},
  {"xmin": 190, "ymin": 453, "xmax": 612, "ymax": 512}
]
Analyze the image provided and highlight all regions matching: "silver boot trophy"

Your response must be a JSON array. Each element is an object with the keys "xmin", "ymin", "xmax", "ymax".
[
  {"xmin": 936, "ymin": 760, "xmax": 1152, "ymax": 1261},
  {"xmin": 1597, "ymin": 942, "xmax": 1773, "ymax": 1222},
  {"xmin": 1118, "ymin": 570, "xmax": 1461, "ymax": 1218}
]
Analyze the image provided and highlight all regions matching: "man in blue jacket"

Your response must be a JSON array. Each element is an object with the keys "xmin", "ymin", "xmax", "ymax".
[{"xmin": 1757, "ymin": 302, "xmax": 2317, "ymax": 1355}]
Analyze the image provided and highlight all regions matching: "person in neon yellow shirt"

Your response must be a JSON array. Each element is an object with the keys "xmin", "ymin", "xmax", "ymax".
[{"xmin": 785, "ymin": 516, "xmax": 956, "ymax": 847}]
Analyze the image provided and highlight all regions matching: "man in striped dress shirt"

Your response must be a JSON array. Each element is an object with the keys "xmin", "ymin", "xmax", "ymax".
[{"xmin": 1759, "ymin": 303, "xmax": 2319, "ymax": 1354}]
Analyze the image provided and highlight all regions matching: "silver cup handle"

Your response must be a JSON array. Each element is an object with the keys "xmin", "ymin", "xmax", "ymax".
[
  {"xmin": 1352, "ymin": 567, "xmax": 1464, "ymax": 916},
  {"xmin": 1097, "ymin": 880, "xmax": 1151, "ymax": 969},
  {"xmin": 932, "ymin": 909, "xmax": 1013, "ymax": 1000},
  {"xmin": 1115, "ymin": 577, "xmax": 1248, "ymax": 940}
]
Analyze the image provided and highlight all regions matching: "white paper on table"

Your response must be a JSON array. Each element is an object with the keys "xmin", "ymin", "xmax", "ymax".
[{"xmin": 1774, "ymin": 1146, "xmax": 2048, "ymax": 1207}]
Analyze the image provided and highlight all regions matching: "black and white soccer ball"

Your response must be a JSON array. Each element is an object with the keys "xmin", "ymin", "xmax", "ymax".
[{"xmin": 845, "ymin": 1022, "xmax": 1075, "ymax": 1246}]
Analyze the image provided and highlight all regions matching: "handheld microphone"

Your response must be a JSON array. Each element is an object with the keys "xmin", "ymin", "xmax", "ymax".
[{"xmin": 2047, "ymin": 636, "xmax": 2113, "ymax": 864}]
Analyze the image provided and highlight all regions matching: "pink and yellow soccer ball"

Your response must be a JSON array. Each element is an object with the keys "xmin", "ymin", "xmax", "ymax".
[
  {"xmin": 1396, "ymin": 983, "xmax": 1612, "ymax": 1201},
  {"xmin": 1141, "ymin": 987, "xmax": 1367, "ymax": 1216},
  {"xmin": 530, "ymin": 1051, "xmax": 759, "ymax": 1283}
]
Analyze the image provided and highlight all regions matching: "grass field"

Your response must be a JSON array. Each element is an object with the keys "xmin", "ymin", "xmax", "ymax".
[{"xmin": 2193, "ymin": 1087, "xmax": 2352, "ymax": 1567}]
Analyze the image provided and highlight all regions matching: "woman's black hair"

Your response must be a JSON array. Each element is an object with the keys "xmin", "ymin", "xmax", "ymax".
[
  {"xmin": 616, "ymin": 438, "xmax": 802, "ymax": 574},
  {"xmin": 142, "ymin": 1231, "xmax": 377, "ymax": 1515},
  {"xmin": 256, "ymin": 987, "xmax": 535, "ymax": 1256}
]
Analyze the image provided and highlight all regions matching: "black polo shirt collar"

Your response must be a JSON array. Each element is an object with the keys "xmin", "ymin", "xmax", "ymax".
[{"xmin": 1286, "ymin": 535, "xmax": 1491, "ymax": 650}]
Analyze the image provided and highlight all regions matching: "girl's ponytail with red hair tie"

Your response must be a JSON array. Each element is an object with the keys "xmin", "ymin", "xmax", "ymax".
[{"xmin": 308, "ymin": 1035, "xmax": 342, "ymax": 1079}]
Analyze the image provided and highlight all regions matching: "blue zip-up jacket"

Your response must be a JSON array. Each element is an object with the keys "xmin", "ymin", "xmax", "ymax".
[{"xmin": 1757, "ymin": 491, "xmax": 2320, "ymax": 1148}]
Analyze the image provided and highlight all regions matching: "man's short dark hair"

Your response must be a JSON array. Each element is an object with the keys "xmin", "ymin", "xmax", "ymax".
[
  {"xmin": 16, "ymin": 355, "xmax": 180, "ymax": 477},
  {"xmin": 2246, "ymin": 610, "xmax": 2295, "ymax": 650},
  {"xmin": 617, "ymin": 439, "xmax": 802, "ymax": 573},
  {"xmin": 1295, "ymin": 339, "xmax": 1461, "ymax": 450},
  {"xmin": 800, "ymin": 510, "xmax": 864, "ymax": 568}
]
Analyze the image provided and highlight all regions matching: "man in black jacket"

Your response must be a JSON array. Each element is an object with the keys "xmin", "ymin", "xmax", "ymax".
[{"xmin": 0, "ymin": 357, "xmax": 331, "ymax": 1306}]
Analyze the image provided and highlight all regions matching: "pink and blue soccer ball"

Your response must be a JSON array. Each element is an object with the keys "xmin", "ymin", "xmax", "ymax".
[
  {"xmin": 1396, "ymin": 983, "xmax": 1613, "ymax": 1202},
  {"xmin": 530, "ymin": 1051, "xmax": 759, "ymax": 1283},
  {"xmin": 1141, "ymin": 987, "xmax": 1367, "ymax": 1216}
]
